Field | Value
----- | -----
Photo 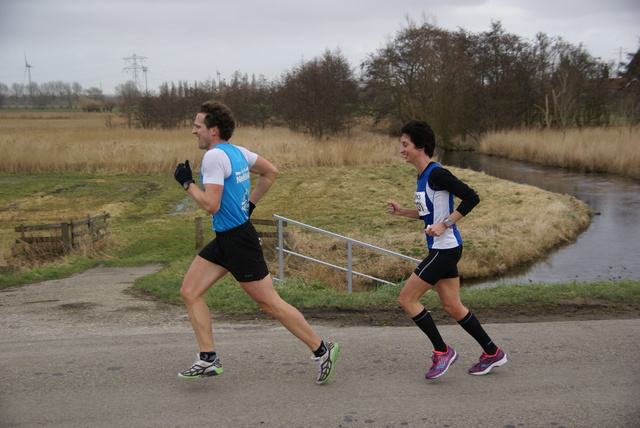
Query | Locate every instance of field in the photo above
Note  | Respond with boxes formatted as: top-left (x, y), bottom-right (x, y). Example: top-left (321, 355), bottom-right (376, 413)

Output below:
top-left (0, 111), bottom-right (595, 290)
top-left (2, 111), bottom-right (639, 320)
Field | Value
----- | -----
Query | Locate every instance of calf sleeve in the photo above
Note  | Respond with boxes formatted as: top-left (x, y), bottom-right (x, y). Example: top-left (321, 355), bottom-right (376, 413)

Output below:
top-left (412, 309), bottom-right (447, 352)
top-left (458, 312), bottom-right (498, 355)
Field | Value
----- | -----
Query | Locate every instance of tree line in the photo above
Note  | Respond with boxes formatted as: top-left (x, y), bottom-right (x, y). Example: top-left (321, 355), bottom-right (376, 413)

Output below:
top-left (2, 20), bottom-right (638, 143)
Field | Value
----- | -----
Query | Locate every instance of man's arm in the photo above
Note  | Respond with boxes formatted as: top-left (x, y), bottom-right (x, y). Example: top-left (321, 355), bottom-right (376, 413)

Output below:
top-left (248, 156), bottom-right (278, 205)
top-left (187, 182), bottom-right (223, 215)
top-left (174, 158), bottom-right (224, 215)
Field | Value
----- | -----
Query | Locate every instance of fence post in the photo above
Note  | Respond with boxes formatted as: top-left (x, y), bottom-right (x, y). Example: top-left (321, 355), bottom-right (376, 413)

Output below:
top-left (195, 217), bottom-right (203, 249)
top-left (70, 219), bottom-right (75, 248)
top-left (61, 222), bottom-right (70, 250)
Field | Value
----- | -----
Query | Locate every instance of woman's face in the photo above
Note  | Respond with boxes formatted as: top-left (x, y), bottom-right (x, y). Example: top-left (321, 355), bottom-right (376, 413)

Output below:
top-left (399, 133), bottom-right (424, 165)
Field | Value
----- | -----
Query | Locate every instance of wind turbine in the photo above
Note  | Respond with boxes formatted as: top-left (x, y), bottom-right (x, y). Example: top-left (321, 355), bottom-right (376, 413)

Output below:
top-left (24, 51), bottom-right (33, 103)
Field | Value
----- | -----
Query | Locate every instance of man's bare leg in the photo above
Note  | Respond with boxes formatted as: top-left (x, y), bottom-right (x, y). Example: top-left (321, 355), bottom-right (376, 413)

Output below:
top-left (180, 256), bottom-right (228, 351)
top-left (241, 276), bottom-right (322, 351)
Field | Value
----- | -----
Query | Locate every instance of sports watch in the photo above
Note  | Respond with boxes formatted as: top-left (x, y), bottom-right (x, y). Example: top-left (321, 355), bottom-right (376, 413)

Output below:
top-left (443, 217), bottom-right (455, 228)
top-left (183, 180), bottom-right (194, 190)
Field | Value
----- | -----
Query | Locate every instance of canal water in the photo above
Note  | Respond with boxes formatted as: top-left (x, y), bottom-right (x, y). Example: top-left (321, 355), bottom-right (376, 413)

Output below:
top-left (440, 151), bottom-right (640, 288)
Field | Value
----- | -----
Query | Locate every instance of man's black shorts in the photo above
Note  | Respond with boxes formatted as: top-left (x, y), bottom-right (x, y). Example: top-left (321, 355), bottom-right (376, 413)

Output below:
top-left (414, 245), bottom-right (463, 286)
top-left (198, 221), bottom-right (269, 282)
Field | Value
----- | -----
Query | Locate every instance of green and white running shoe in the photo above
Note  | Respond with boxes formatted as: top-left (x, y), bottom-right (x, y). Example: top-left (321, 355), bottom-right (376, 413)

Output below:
top-left (311, 341), bottom-right (339, 385)
top-left (178, 355), bottom-right (223, 379)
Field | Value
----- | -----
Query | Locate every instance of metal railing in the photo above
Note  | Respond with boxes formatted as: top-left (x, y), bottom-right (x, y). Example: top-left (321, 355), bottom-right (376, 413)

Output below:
top-left (272, 215), bottom-right (421, 293)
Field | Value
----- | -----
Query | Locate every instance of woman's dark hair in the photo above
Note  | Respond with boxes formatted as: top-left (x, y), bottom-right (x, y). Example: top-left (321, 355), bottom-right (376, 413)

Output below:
top-left (401, 120), bottom-right (435, 157)
top-left (198, 101), bottom-right (236, 141)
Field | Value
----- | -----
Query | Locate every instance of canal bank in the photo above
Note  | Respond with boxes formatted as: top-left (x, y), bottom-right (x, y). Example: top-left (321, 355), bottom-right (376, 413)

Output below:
top-left (441, 151), bottom-right (640, 288)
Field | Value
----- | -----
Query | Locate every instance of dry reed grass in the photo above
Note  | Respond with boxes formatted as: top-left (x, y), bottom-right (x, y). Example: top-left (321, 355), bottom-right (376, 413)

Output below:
top-left (0, 112), bottom-right (399, 173)
top-left (478, 127), bottom-right (640, 179)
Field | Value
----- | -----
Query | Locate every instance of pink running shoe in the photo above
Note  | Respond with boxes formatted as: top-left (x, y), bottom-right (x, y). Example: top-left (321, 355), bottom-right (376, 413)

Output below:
top-left (468, 348), bottom-right (508, 375)
top-left (425, 346), bottom-right (458, 379)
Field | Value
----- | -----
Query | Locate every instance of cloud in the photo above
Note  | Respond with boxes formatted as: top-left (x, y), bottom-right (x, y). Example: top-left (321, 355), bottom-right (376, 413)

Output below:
top-left (0, 0), bottom-right (637, 94)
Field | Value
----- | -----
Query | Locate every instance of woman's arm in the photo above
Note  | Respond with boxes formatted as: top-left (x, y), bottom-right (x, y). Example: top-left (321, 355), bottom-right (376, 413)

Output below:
top-left (386, 200), bottom-right (421, 219)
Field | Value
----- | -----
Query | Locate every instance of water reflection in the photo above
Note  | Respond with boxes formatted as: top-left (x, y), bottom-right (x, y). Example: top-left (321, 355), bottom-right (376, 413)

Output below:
top-left (440, 151), bottom-right (640, 288)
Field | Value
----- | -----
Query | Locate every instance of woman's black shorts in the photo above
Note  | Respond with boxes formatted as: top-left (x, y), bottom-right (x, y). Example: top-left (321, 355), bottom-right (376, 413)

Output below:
top-left (198, 221), bottom-right (269, 282)
top-left (414, 245), bottom-right (463, 285)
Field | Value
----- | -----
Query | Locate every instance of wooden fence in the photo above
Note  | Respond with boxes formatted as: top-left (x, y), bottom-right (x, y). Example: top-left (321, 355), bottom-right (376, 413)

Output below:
top-left (14, 213), bottom-right (110, 252)
top-left (194, 217), bottom-right (287, 249)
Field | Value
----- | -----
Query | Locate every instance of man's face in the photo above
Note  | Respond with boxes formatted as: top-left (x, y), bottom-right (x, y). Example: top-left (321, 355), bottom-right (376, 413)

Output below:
top-left (191, 112), bottom-right (215, 150)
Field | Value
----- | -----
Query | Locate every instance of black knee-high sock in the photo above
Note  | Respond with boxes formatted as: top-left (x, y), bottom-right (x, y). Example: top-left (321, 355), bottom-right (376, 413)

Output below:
top-left (458, 312), bottom-right (498, 355)
top-left (412, 309), bottom-right (447, 353)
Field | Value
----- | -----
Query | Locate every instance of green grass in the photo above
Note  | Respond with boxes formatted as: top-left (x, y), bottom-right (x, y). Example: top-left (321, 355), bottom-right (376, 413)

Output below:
top-left (1, 170), bottom-right (638, 318)
top-left (459, 280), bottom-right (640, 307)
top-left (132, 268), bottom-right (640, 315)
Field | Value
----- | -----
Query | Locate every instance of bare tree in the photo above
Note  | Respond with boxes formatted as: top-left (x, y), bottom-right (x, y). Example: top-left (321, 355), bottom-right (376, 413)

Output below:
top-left (10, 83), bottom-right (24, 106)
top-left (617, 46), bottom-right (640, 127)
top-left (549, 42), bottom-right (601, 129)
top-left (0, 82), bottom-right (8, 107)
top-left (84, 87), bottom-right (104, 102)
top-left (276, 48), bottom-right (359, 138)
top-left (115, 81), bottom-right (141, 127)
top-left (362, 20), bottom-right (476, 147)
top-left (472, 21), bottom-right (536, 130)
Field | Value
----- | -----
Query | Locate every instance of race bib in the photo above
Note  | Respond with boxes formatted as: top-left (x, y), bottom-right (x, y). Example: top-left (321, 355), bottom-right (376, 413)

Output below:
top-left (414, 192), bottom-right (430, 216)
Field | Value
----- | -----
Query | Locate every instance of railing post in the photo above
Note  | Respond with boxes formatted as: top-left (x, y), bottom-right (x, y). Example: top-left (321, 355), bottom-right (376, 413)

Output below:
top-left (277, 218), bottom-right (284, 281)
top-left (347, 241), bottom-right (353, 294)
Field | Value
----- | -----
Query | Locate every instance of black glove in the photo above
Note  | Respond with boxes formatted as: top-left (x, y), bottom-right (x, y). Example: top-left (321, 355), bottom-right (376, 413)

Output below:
top-left (248, 201), bottom-right (256, 217)
top-left (174, 160), bottom-right (193, 190)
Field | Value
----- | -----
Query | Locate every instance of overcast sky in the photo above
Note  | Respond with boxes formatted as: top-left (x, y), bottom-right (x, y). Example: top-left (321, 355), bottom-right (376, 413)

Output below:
top-left (1, 0), bottom-right (638, 95)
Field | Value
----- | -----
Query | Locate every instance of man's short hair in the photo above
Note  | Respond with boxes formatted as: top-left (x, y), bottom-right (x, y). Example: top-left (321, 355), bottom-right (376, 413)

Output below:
top-left (199, 101), bottom-right (236, 141)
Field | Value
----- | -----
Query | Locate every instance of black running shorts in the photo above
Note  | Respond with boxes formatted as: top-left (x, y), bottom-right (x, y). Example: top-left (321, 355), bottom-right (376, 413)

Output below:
top-left (414, 246), bottom-right (463, 286)
top-left (198, 221), bottom-right (270, 282)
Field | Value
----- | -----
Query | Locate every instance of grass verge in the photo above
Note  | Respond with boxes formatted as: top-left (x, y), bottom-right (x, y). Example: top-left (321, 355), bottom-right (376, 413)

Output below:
top-left (132, 273), bottom-right (640, 325)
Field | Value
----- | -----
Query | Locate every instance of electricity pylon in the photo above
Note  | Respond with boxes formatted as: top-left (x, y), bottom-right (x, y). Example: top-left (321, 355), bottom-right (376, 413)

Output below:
top-left (123, 54), bottom-right (148, 92)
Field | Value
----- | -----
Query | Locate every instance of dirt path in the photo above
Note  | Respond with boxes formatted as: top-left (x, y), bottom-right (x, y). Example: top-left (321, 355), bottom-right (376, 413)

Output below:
top-left (0, 264), bottom-right (188, 340)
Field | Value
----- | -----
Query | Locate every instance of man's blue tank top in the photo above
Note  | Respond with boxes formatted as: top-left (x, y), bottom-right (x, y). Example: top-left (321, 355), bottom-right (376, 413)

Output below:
top-left (204, 143), bottom-right (251, 232)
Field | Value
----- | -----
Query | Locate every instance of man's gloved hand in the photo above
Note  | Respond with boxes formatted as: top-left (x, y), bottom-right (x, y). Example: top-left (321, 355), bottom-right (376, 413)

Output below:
top-left (248, 201), bottom-right (256, 217)
top-left (174, 160), bottom-right (194, 190)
